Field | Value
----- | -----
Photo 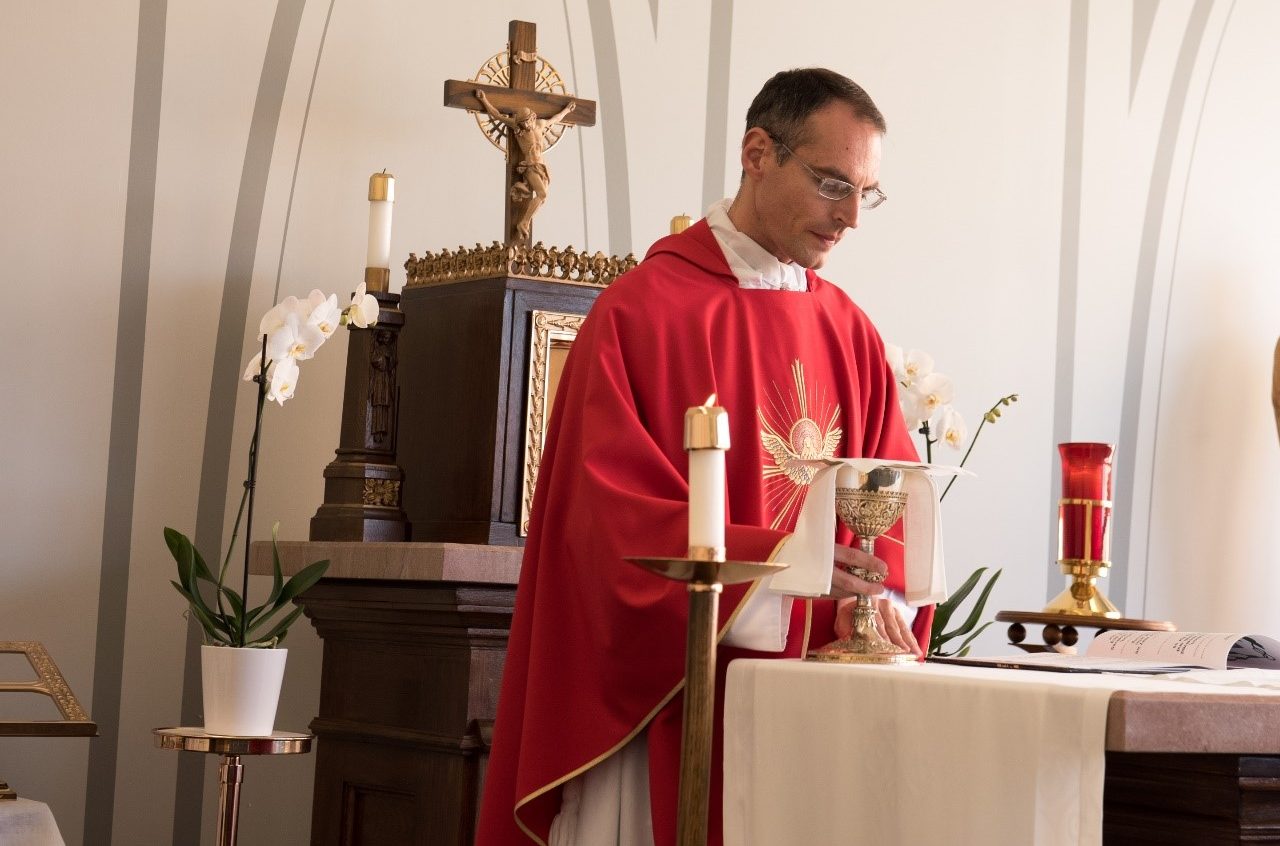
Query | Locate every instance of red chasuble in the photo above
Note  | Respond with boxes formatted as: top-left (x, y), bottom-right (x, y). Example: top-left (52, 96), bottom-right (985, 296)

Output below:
top-left (476, 220), bottom-right (929, 846)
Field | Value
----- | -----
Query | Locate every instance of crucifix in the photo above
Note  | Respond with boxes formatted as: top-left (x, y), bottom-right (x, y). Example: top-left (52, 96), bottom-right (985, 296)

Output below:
top-left (443, 20), bottom-right (597, 247)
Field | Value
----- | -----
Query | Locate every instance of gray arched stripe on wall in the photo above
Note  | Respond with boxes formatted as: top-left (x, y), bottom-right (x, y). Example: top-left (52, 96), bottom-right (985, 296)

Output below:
top-left (84, 0), bottom-right (168, 841)
top-left (587, 0), bottom-right (632, 255)
top-left (1111, 0), bottom-right (1213, 617)
top-left (170, 0), bottom-right (309, 840)
top-left (1130, 0), bottom-right (1160, 108)
top-left (273, 0), bottom-right (337, 303)
top-left (1133, 0), bottom-right (1234, 614)
top-left (1048, 0), bottom-right (1090, 595)
top-left (702, 0), bottom-right (734, 214)
top-left (560, 0), bottom-right (592, 250)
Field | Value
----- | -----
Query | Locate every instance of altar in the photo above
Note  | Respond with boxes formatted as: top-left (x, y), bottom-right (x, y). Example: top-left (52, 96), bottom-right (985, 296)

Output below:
top-left (724, 659), bottom-right (1280, 845)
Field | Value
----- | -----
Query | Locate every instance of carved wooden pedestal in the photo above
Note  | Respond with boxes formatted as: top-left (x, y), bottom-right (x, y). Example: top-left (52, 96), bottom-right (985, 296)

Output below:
top-left (310, 291), bottom-right (410, 542)
top-left (254, 542), bottom-right (520, 846)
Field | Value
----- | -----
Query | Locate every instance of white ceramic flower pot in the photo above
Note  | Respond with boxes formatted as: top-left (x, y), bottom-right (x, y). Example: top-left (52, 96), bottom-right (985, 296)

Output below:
top-left (201, 644), bottom-right (288, 736)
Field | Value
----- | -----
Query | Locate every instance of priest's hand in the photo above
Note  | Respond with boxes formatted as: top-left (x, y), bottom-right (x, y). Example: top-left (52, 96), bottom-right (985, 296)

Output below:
top-left (834, 597), bottom-right (923, 658)
top-left (827, 543), bottom-right (887, 598)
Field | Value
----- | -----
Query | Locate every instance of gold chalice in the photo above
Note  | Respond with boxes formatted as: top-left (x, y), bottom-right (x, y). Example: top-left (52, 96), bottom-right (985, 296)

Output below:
top-left (808, 468), bottom-right (916, 664)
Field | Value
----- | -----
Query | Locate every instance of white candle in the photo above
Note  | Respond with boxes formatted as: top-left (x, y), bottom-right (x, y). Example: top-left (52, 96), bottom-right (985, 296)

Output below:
top-left (688, 447), bottom-right (725, 550)
top-left (366, 170), bottom-right (395, 269)
top-left (684, 396), bottom-right (730, 555)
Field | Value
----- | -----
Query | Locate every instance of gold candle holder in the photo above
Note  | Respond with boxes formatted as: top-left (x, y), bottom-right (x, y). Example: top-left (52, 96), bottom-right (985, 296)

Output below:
top-left (365, 170), bottom-right (395, 293)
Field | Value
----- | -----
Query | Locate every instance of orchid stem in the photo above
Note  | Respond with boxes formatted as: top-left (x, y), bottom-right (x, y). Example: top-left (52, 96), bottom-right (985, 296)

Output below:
top-left (940, 393), bottom-right (1017, 501)
top-left (238, 334), bottom-right (269, 646)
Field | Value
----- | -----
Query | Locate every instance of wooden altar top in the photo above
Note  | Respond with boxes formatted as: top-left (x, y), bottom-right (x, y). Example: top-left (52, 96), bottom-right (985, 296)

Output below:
top-left (248, 541), bottom-right (522, 585)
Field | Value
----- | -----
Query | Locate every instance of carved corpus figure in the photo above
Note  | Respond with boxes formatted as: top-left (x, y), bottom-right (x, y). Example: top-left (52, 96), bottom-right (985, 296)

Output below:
top-left (475, 88), bottom-right (576, 242)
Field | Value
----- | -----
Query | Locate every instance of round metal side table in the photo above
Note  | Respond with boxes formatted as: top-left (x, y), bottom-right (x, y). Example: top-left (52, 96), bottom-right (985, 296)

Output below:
top-left (153, 727), bottom-right (313, 846)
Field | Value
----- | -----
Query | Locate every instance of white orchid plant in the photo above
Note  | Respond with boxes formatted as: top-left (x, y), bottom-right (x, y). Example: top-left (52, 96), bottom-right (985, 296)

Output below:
top-left (166, 285), bottom-right (380, 648)
top-left (886, 343), bottom-right (1018, 657)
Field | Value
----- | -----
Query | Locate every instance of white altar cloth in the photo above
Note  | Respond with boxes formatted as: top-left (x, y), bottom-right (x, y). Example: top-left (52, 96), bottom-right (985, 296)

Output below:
top-left (723, 660), bottom-right (1280, 846)
top-left (0, 798), bottom-right (66, 846)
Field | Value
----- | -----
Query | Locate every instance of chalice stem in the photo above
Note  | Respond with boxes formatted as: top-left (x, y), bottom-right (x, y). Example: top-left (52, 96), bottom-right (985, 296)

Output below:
top-left (852, 595), bottom-right (881, 642)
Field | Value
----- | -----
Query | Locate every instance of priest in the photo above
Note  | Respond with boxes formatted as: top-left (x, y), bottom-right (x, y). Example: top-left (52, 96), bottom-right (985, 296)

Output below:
top-left (477, 68), bottom-right (930, 846)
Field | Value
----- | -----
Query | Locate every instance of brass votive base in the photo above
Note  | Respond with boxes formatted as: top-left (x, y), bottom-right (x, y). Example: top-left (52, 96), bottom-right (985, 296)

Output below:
top-left (1043, 558), bottom-right (1121, 618)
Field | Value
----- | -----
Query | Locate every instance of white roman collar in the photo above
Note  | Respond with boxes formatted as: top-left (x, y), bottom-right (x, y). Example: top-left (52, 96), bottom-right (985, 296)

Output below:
top-left (705, 199), bottom-right (808, 292)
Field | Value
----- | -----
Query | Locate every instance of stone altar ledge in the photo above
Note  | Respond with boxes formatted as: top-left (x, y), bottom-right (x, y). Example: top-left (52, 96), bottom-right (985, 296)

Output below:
top-left (249, 540), bottom-right (522, 584)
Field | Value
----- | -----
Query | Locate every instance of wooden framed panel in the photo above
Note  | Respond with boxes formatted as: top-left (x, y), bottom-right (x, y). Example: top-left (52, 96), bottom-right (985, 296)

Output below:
top-left (520, 310), bottom-right (584, 535)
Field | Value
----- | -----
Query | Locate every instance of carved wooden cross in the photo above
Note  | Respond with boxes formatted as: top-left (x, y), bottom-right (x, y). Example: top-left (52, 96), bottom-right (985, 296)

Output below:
top-left (444, 20), bottom-right (597, 247)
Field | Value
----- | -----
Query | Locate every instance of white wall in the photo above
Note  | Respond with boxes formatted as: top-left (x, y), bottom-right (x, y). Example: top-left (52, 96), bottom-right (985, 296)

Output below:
top-left (2, 1), bottom-right (1278, 843)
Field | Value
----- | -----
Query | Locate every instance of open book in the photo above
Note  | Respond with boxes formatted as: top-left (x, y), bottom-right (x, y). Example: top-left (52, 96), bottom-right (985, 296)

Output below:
top-left (932, 630), bottom-right (1280, 675)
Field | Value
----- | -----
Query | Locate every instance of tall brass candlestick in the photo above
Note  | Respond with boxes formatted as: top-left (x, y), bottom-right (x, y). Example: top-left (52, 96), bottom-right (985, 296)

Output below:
top-left (628, 400), bottom-right (786, 846)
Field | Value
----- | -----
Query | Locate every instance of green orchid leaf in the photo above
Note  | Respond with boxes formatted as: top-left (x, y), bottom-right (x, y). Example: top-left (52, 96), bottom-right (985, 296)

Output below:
top-left (245, 561), bottom-right (328, 636)
top-left (173, 558), bottom-right (226, 634)
top-left (265, 528), bottom-right (286, 609)
top-left (939, 569), bottom-right (1002, 641)
top-left (244, 598), bottom-right (272, 627)
top-left (165, 528), bottom-right (217, 585)
top-left (220, 587), bottom-right (246, 619)
top-left (952, 621), bottom-right (996, 656)
top-left (931, 567), bottom-right (986, 637)
top-left (928, 567), bottom-right (1002, 658)
top-left (273, 559), bottom-right (330, 609)
top-left (172, 582), bottom-right (232, 644)
top-left (165, 528), bottom-right (197, 592)
top-left (250, 605), bottom-right (306, 647)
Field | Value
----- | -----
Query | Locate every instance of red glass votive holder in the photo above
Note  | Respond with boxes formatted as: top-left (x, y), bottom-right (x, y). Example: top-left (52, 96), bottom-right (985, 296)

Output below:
top-left (1058, 442), bottom-right (1114, 562)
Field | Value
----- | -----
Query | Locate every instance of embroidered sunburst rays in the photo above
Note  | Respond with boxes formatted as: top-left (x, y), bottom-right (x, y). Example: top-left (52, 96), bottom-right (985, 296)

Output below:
top-left (759, 360), bottom-right (843, 530)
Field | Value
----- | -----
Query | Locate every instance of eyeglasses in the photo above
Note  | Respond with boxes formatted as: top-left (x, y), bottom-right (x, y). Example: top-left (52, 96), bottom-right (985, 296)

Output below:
top-left (770, 136), bottom-right (887, 209)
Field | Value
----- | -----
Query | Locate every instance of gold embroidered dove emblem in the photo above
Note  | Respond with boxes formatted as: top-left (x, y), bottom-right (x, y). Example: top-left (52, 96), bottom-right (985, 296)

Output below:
top-left (759, 360), bottom-right (842, 530)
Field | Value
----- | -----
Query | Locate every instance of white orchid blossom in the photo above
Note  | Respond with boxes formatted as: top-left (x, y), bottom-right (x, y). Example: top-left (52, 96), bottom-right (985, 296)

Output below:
top-left (265, 356), bottom-right (299, 406)
top-left (243, 353), bottom-right (264, 382)
top-left (259, 295), bottom-right (302, 337)
top-left (886, 344), bottom-right (906, 382)
top-left (266, 311), bottom-right (326, 362)
top-left (346, 283), bottom-right (380, 328)
top-left (901, 349), bottom-right (934, 387)
top-left (900, 372), bottom-right (954, 430)
top-left (241, 290), bottom-right (378, 407)
top-left (938, 405), bottom-right (968, 449)
top-left (886, 344), bottom-right (936, 392)
top-left (885, 342), bottom-right (1018, 513)
top-left (306, 290), bottom-right (343, 338)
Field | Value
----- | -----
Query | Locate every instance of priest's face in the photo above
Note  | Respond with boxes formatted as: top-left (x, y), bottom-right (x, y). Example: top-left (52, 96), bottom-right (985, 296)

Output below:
top-left (735, 102), bottom-right (883, 269)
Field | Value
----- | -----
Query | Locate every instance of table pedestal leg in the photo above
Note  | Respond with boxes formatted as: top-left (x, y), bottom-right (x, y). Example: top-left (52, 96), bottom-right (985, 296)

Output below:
top-left (216, 754), bottom-right (244, 846)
